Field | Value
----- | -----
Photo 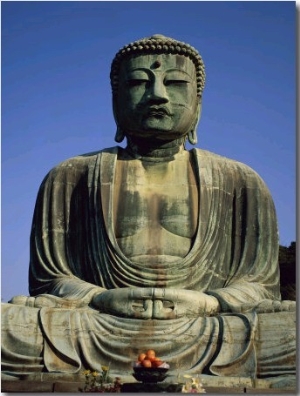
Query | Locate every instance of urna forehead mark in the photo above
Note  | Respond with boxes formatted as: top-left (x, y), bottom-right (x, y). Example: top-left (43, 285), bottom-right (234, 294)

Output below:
top-left (151, 60), bottom-right (161, 69)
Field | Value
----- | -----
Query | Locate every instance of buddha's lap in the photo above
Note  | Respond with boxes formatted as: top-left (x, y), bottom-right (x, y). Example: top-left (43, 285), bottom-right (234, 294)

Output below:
top-left (1, 302), bottom-right (295, 377)
top-left (2, 302), bottom-right (295, 349)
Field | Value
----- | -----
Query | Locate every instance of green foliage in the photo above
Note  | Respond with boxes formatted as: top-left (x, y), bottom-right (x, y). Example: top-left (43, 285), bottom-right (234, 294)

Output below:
top-left (279, 242), bottom-right (296, 300)
top-left (279, 242), bottom-right (295, 266)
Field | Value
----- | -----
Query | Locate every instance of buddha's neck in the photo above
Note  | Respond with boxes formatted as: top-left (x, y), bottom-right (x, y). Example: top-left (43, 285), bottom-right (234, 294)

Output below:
top-left (125, 136), bottom-right (186, 162)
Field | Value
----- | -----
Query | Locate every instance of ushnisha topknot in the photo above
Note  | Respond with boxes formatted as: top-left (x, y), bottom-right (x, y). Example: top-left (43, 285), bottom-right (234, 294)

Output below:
top-left (110, 34), bottom-right (206, 98)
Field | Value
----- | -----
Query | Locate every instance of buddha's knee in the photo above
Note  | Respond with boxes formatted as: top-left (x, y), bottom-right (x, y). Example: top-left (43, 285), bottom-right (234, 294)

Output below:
top-left (255, 311), bottom-right (296, 377)
top-left (1, 303), bottom-right (44, 373)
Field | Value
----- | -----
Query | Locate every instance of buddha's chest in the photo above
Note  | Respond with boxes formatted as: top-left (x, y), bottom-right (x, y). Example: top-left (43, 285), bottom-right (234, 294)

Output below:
top-left (113, 157), bottom-right (199, 239)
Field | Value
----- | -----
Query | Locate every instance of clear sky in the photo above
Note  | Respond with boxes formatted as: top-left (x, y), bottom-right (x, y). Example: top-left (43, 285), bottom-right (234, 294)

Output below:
top-left (1, 1), bottom-right (296, 302)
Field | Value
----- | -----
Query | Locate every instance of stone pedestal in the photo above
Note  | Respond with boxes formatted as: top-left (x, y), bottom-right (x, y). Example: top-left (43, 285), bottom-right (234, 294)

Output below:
top-left (121, 382), bottom-right (183, 393)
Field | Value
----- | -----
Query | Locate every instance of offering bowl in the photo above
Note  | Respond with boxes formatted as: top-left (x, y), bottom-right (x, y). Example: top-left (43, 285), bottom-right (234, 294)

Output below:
top-left (132, 366), bottom-right (169, 383)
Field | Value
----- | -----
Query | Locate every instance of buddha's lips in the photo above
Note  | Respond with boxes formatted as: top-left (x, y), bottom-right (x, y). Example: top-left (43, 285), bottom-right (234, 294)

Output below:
top-left (146, 107), bottom-right (171, 117)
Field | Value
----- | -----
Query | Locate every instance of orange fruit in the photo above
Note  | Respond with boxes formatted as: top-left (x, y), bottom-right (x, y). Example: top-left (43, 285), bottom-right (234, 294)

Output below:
top-left (141, 358), bottom-right (152, 368)
top-left (138, 353), bottom-right (146, 362)
top-left (152, 357), bottom-right (163, 367)
top-left (146, 349), bottom-right (156, 360)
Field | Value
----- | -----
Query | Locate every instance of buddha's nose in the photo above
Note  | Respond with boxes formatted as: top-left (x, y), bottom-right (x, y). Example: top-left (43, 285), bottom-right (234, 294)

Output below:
top-left (148, 79), bottom-right (168, 103)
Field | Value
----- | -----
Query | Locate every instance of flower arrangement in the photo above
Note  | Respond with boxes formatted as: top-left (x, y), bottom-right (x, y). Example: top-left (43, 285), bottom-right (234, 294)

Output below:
top-left (181, 375), bottom-right (206, 393)
top-left (81, 365), bottom-right (122, 393)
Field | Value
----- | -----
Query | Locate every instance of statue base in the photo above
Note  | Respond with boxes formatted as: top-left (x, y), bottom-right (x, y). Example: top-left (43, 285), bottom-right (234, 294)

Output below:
top-left (1, 372), bottom-right (296, 393)
top-left (121, 382), bottom-right (183, 393)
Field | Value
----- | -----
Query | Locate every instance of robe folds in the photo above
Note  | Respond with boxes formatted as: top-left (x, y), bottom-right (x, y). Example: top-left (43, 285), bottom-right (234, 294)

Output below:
top-left (2, 147), bottom-right (295, 378)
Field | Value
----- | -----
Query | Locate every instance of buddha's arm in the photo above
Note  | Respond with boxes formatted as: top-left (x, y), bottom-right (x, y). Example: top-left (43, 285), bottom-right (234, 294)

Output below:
top-left (205, 167), bottom-right (282, 312)
top-left (47, 277), bottom-right (106, 303)
top-left (28, 156), bottom-right (107, 304)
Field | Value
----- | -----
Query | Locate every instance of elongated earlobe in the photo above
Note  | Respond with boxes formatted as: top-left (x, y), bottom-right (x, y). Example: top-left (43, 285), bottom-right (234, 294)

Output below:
top-left (187, 102), bottom-right (201, 145)
top-left (114, 126), bottom-right (125, 143)
top-left (188, 128), bottom-right (197, 145)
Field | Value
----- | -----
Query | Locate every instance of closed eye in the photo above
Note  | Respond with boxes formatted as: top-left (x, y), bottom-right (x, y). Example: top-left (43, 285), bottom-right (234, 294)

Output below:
top-left (164, 80), bottom-right (189, 86)
top-left (127, 79), bottom-right (150, 88)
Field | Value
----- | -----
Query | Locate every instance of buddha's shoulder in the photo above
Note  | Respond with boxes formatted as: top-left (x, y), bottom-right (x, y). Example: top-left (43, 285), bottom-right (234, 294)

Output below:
top-left (193, 148), bottom-right (256, 171)
top-left (43, 147), bottom-right (119, 182)
top-left (192, 148), bottom-right (267, 186)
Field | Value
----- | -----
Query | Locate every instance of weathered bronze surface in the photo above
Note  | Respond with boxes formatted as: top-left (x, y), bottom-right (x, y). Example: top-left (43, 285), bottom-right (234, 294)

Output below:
top-left (1, 34), bottom-right (296, 386)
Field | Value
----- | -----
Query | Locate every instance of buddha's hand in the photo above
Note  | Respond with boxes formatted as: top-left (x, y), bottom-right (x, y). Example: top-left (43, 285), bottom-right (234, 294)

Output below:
top-left (150, 289), bottom-right (220, 319)
top-left (91, 288), bottom-right (155, 319)
top-left (91, 288), bottom-right (220, 319)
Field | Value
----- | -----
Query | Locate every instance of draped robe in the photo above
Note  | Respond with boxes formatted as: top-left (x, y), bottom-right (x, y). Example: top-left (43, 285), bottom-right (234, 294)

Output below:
top-left (2, 147), bottom-right (295, 378)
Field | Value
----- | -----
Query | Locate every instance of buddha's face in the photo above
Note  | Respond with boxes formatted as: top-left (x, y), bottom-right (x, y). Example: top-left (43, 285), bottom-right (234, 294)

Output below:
top-left (114, 53), bottom-right (199, 141)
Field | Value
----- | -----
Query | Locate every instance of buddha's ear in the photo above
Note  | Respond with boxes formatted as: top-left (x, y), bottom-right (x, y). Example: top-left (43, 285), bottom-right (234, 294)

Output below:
top-left (112, 95), bottom-right (125, 143)
top-left (188, 98), bottom-right (202, 145)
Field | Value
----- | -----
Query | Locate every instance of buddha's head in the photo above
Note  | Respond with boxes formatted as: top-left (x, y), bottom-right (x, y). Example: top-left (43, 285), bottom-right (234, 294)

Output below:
top-left (110, 34), bottom-right (206, 145)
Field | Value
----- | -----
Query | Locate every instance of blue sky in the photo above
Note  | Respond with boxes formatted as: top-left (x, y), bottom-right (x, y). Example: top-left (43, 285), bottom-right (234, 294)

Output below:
top-left (1, 1), bottom-right (296, 301)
